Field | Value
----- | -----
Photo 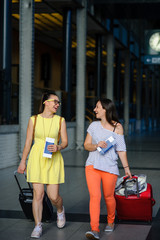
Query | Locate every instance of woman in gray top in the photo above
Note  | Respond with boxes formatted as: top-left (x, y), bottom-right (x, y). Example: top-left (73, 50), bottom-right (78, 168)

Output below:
top-left (84, 98), bottom-right (132, 240)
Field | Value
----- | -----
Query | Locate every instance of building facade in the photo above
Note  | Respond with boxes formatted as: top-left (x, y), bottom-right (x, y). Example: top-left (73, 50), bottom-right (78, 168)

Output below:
top-left (0, 0), bottom-right (160, 169)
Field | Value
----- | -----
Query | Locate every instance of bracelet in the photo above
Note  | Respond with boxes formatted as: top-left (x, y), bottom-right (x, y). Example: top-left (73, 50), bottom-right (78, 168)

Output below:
top-left (124, 166), bottom-right (129, 168)
top-left (58, 145), bottom-right (62, 151)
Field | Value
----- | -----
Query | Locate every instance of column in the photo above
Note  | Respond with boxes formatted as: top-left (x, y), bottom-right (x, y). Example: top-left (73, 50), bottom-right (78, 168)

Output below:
top-left (124, 50), bottom-right (130, 136)
top-left (19, 0), bottom-right (34, 153)
top-left (136, 60), bottom-right (142, 132)
top-left (62, 9), bottom-right (72, 121)
top-left (157, 77), bottom-right (160, 127)
top-left (0, 0), bottom-right (12, 124)
top-left (106, 34), bottom-right (114, 100)
top-left (144, 68), bottom-right (149, 129)
top-left (76, 2), bottom-right (87, 149)
top-left (115, 49), bottom-right (121, 111)
top-left (151, 70), bottom-right (155, 129)
top-left (96, 35), bottom-right (102, 98)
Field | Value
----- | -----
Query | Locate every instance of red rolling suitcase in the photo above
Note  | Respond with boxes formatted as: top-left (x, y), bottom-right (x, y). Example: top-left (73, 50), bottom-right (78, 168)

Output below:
top-left (115, 176), bottom-right (155, 222)
top-left (14, 171), bottom-right (54, 222)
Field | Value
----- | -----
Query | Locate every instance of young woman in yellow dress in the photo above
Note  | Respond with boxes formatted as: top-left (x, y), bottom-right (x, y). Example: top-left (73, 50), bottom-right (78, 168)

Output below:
top-left (17, 91), bottom-right (68, 238)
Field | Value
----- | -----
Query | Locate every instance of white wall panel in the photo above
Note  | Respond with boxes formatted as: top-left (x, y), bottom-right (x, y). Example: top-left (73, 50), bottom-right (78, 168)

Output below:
top-left (0, 133), bottom-right (19, 169)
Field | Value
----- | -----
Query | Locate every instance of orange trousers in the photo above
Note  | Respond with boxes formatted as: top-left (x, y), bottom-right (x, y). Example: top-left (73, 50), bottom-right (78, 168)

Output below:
top-left (85, 165), bottom-right (118, 232)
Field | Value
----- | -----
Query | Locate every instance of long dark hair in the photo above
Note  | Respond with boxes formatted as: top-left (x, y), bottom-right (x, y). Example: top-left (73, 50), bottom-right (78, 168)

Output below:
top-left (39, 91), bottom-right (58, 113)
top-left (97, 98), bottom-right (120, 126)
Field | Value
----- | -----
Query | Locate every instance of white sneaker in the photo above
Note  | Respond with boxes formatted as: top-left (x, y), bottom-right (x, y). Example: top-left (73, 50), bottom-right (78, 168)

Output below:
top-left (57, 206), bottom-right (66, 228)
top-left (31, 223), bottom-right (42, 238)
top-left (104, 224), bottom-right (114, 232)
top-left (85, 231), bottom-right (100, 239)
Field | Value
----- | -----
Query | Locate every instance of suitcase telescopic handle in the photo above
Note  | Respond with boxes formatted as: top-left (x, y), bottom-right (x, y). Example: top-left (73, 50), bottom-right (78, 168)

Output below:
top-left (124, 175), bottom-right (140, 198)
top-left (14, 170), bottom-right (33, 197)
top-left (123, 175), bottom-right (138, 181)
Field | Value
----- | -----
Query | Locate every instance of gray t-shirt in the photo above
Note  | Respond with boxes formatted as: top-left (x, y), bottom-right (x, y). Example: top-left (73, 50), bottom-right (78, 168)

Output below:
top-left (85, 121), bottom-right (126, 175)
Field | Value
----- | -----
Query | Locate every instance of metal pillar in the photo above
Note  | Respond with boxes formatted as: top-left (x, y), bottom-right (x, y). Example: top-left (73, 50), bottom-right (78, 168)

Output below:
top-left (115, 49), bottom-right (121, 110)
top-left (106, 34), bottom-right (114, 100)
top-left (96, 35), bottom-right (102, 98)
top-left (151, 70), bottom-right (155, 129)
top-left (136, 60), bottom-right (142, 132)
top-left (145, 68), bottom-right (149, 130)
top-left (62, 9), bottom-right (72, 121)
top-left (19, 0), bottom-right (34, 153)
top-left (0, 0), bottom-right (12, 124)
top-left (124, 50), bottom-right (130, 136)
top-left (76, 3), bottom-right (87, 150)
top-left (157, 76), bottom-right (160, 127)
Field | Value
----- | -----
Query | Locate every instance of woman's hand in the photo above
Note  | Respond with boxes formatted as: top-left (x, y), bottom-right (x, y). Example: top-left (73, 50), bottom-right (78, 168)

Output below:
top-left (124, 167), bottom-right (132, 179)
top-left (47, 144), bottom-right (59, 153)
top-left (17, 118), bottom-right (34, 174)
top-left (97, 141), bottom-right (107, 148)
top-left (17, 161), bottom-right (26, 174)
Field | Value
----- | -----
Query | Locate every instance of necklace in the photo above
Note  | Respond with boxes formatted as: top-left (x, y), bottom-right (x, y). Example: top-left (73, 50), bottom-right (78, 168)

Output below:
top-left (42, 115), bottom-right (54, 139)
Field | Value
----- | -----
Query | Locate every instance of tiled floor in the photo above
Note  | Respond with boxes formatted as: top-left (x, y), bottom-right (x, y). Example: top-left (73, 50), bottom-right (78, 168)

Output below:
top-left (0, 129), bottom-right (160, 239)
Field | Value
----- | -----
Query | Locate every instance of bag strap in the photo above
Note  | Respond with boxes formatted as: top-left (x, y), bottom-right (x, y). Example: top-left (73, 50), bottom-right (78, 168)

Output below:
top-left (124, 175), bottom-right (140, 198)
top-left (113, 122), bottom-right (118, 132)
top-left (33, 115), bottom-right (37, 140)
top-left (57, 117), bottom-right (62, 145)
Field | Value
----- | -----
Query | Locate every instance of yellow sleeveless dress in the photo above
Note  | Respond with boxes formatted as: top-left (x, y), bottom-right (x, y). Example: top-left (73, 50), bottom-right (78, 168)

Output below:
top-left (27, 114), bottom-right (65, 184)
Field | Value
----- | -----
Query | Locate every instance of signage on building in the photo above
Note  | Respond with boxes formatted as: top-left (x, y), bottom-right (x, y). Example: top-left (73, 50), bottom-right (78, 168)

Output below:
top-left (144, 55), bottom-right (160, 65)
top-left (144, 30), bottom-right (160, 64)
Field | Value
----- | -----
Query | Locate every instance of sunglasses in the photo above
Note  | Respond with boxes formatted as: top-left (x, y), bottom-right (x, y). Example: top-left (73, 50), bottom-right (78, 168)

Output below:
top-left (43, 99), bottom-right (61, 105)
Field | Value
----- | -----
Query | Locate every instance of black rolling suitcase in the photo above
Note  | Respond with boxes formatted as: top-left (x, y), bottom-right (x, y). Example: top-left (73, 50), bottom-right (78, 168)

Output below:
top-left (14, 171), bottom-right (54, 222)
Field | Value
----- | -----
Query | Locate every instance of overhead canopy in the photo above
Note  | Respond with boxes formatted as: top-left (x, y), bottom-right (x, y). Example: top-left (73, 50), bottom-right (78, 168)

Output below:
top-left (92, 0), bottom-right (160, 19)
